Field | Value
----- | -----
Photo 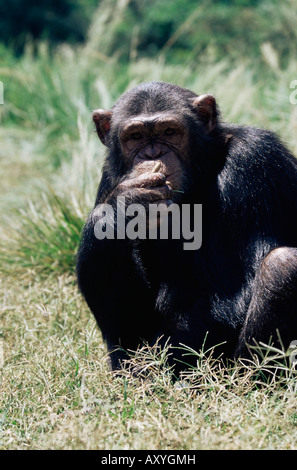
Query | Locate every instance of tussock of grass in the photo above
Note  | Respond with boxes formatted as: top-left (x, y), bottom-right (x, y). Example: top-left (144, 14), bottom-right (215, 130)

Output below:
top-left (0, 192), bottom-right (84, 278)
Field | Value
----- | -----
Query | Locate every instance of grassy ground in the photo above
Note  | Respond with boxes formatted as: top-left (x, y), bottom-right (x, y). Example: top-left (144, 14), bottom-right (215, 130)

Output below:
top-left (1, 5), bottom-right (297, 450)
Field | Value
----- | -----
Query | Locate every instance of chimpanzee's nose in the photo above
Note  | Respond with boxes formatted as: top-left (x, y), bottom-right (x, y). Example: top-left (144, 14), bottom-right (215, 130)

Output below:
top-left (143, 144), bottom-right (163, 159)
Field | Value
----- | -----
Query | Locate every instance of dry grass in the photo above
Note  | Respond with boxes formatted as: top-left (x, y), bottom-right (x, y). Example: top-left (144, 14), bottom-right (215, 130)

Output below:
top-left (1, 272), bottom-right (297, 450)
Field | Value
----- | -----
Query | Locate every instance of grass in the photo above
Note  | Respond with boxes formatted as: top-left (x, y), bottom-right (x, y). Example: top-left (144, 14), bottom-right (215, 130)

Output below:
top-left (1, 2), bottom-right (297, 450)
top-left (0, 193), bottom-right (83, 278)
top-left (1, 280), bottom-right (297, 450)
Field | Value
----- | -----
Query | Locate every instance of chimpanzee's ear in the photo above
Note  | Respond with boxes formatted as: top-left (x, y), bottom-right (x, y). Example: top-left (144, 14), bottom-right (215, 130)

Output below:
top-left (192, 94), bottom-right (217, 132)
top-left (92, 109), bottom-right (113, 145)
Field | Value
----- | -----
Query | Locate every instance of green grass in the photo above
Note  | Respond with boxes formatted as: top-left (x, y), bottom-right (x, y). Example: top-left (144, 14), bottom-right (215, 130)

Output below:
top-left (1, 1), bottom-right (297, 450)
top-left (0, 193), bottom-right (83, 278)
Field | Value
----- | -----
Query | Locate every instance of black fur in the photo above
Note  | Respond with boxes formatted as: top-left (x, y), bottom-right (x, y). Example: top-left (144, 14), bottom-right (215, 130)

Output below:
top-left (77, 82), bottom-right (297, 372)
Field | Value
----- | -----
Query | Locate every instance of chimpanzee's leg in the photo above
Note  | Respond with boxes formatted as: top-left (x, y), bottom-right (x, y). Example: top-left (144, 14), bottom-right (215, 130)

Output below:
top-left (235, 247), bottom-right (297, 358)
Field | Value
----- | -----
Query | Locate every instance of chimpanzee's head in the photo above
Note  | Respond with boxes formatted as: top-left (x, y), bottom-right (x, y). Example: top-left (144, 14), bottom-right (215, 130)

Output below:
top-left (92, 81), bottom-right (224, 195)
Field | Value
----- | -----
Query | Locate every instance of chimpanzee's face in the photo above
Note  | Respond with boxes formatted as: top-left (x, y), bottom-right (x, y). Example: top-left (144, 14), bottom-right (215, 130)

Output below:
top-left (92, 82), bottom-right (218, 194)
top-left (117, 112), bottom-right (188, 191)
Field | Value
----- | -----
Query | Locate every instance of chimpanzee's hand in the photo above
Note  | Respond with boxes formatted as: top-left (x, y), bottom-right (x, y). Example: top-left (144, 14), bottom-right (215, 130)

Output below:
top-left (106, 170), bottom-right (173, 207)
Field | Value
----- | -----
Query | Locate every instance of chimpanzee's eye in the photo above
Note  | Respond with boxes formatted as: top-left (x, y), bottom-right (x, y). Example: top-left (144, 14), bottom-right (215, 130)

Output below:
top-left (130, 132), bottom-right (143, 140)
top-left (164, 128), bottom-right (175, 136)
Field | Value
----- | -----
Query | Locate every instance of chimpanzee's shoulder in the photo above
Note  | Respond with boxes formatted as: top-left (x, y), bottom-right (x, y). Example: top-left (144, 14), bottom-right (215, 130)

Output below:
top-left (221, 122), bottom-right (280, 143)
top-left (220, 122), bottom-right (297, 168)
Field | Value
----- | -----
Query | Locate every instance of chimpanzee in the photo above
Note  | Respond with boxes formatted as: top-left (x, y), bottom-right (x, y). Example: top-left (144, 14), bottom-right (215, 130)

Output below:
top-left (76, 81), bottom-right (297, 373)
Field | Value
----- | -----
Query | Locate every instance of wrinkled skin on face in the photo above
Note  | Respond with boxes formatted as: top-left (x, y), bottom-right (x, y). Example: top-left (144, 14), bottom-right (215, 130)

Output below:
top-left (92, 93), bottom-right (217, 207)
top-left (118, 113), bottom-right (188, 205)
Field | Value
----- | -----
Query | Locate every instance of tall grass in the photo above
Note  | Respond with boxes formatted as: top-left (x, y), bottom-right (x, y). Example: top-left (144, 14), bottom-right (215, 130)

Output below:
top-left (1, 43), bottom-right (296, 277)
top-left (0, 193), bottom-right (84, 278)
